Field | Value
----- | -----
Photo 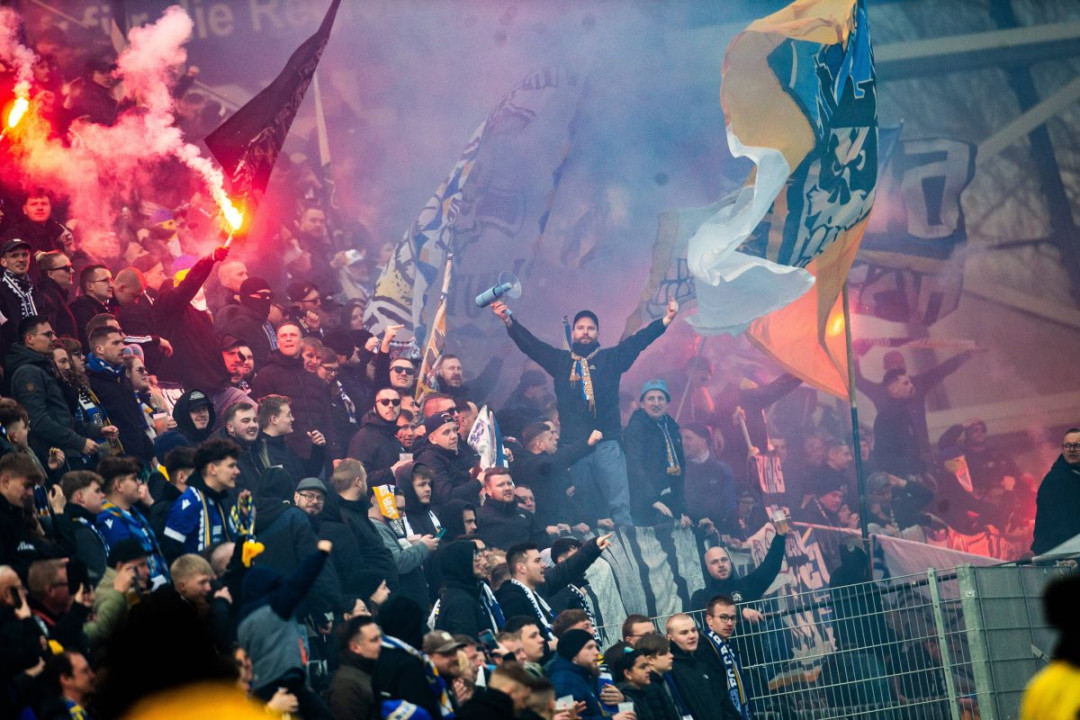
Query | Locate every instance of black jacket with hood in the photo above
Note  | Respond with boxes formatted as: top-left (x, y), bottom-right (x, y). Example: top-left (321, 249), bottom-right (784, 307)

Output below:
top-left (347, 409), bottom-right (403, 486)
top-left (373, 594), bottom-right (443, 720)
top-left (251, 350), bottom-right (333, 461)
top-left (6, 342), bottom-right (88, 458)
top-left (689, 531), bottom-right (786, 611)
top-left (416, 442), bottom-right (479, 510)
top-left (214, 302), bottom-right (275, 368)
top-left (153, 388), bottom-right (217, 458)
top-left (435, 539), bottom-right (494, 639)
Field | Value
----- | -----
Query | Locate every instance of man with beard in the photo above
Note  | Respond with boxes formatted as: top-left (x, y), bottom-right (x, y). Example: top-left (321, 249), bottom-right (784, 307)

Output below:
top-left (35, 251), bottom-right (77, 340)
top-left (688, 518), bottom-right (787, 618)
top-left (329, 459), bottom-right (398, 592)
top-left (492, 297), bottom-right (679, 527)
top-left (477, 467), bottom-right (546, 550)
top-left (7, 317), bottom-right (99, 463)
top-left (548, 629), bottom-right (632, 720)
top-left (624, 379), bottom-right (688, 527)
top-left (416, 412), bottom-right (479, 509)
top-left (348, 388), bottom-right (406, 485)
top-left (85, 326), bottom-right (156, 465)
top-left (292, 477), bottom-right (369, 615)
top-left (434, 354), bottom-right (501, 406)
top-left (252, 320), bottom-right (333, 461)
top-left (496, 538), bottom-right (609, 643)
top-left (328, 615), bottom-right (382, 720)
top-left (0, 239), bottom-right (47, 352)
top-left (1032, 428), bottom-right (1080, 555)
top-left (215, 277), bottom-right (277, 367)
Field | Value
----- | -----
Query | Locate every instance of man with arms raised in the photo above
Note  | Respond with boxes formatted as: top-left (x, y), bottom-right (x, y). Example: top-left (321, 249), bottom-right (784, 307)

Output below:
top-left (493, 296), bottom-right (679, 527)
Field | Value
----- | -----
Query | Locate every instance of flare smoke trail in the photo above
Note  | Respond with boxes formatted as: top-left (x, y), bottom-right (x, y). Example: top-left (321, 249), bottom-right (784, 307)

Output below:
top-left (0, 8), bottom-right (35, 95)
top-left (6, 5), bottom-right (233, 239)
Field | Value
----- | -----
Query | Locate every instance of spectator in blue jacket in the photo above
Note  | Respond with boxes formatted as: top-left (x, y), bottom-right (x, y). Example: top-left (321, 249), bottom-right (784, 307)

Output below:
top-left (95, 456), bottom-right (168, 589)
top-left (548, 629), bottom-right (633, 720)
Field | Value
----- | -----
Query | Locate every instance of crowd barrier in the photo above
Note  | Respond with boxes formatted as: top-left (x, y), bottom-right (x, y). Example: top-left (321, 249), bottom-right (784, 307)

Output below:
top-left (594, 563), bottom-right (1073, 720)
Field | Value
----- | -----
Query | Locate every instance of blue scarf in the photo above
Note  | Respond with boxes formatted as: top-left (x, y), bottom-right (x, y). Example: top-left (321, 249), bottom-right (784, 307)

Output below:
top-left (87, 353), bottom-right (123, 379)
top-left (704, 627), bottom-right (751, 720)
top-left (382, 635), bottom-right (455, 718)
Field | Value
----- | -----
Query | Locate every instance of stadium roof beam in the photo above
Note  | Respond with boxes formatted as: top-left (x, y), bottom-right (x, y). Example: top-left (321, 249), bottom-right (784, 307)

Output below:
top-left (875, 21), bottom-right (1080, 81)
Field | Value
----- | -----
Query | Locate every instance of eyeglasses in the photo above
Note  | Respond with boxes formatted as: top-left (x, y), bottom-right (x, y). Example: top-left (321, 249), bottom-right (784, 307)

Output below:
top-left (378, 398), bottom-right (402, 407)
top-left (1063, 443), bottom-right (1080, 451)
top-left (712, 614), bottom-right (737, 623)
top-left (297, 491), bottom-right (325, 502)
top-left (320, 365), bottom-right (339, 374)
top-left (34, 330), bottom-right (57, 339)
top-left (48, 265), bottom-right (74, 273)
top-left (391, 366), bottom-right (414, 375)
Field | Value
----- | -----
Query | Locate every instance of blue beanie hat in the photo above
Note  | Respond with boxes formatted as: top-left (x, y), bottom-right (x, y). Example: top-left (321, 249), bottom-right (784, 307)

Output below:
top-left (640, 378), bottom-right (671, 402)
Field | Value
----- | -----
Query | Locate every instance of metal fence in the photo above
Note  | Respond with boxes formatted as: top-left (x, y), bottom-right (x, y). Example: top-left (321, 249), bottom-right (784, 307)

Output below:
top-left (597, 563), bottom-right (1074, 720)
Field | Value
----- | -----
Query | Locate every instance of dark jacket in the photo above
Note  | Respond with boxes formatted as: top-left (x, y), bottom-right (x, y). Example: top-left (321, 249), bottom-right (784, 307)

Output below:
top-left (1032, 455), bottom-right (1080, 555)
top-left (435, 540), bottom-right (494, 638)
top-left (400, 467), bottom-right (441, 537)
top-left (0, 494), bottom-right (58, 576)
top-left (497, 537), bottom-right (603, 635)
top-left (683, 454), bottom-right (739, 527)
top-left (214, 302), bottom-right (275, 368)
top-left (619, 679), bottom-right (682, 720)
top-left (250, 499), bottom-right (346, 617)
top-left (310, 508), bottom-right (370, 604)
top-left (328, 653), bottom-right (378, 720)
top-left (512, 440), bottom-right (594, 528)
top-left (416, 443), bottom-right (479, 510)
top-left (0, 272), bottom-right (47, 353)
top-left (689, 532), bottom-right (787, 610)
top-left (245, 432), bottom-right (325, 495)
top-left (476, 497), bottom-right (545, 551)
top-left (37, 275), bottom-right (77, 340)
top-left (154, 388), bottom-right (218, 458)
top-left (251, 351), bottom-right (333, 460)
top-left (69, 294), bottom-right (112, 348)
top-left (457, 686), bottom-right (517, 720)
top-left (548, 656), bottom-right (603, 720)
top-left (506, 316), bottom-right (667, 443)
top-left (624, 409), bottom-right (686, 525)
top-left (6, 343), bottom-right (88, 457)
top-left (55, 504), bottom-right (108, 585)
top-left (334, 495), bottom-right (398, 590)
top-left (86, 356), bottom-right (155, 463)
top-left (153, 254), bottom-right (230, 392)
top-left (115, 293), bottom-right (168, 373)
top-left (668, 643), bottom-right (729, 720)
top-left (374, 595), bottom-right (443, 720)
top-left (347, 410), bottom-right (403, 486)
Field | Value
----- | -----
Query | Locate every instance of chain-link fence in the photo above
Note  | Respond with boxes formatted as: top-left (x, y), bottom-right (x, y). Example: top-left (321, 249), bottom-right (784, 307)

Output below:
top-left (597, 563), bottom-right (1074, 720)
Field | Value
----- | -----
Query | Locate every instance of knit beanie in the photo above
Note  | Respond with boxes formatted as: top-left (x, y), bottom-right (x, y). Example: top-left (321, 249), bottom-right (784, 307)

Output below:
top-left (557, 628), bottom-right (595, 661)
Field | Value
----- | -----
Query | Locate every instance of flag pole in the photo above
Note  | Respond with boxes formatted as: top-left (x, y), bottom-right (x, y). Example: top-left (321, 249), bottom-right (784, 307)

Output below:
top-left (842, 281), bottom-right (871, 542)
top-left (416, 252), bottom-right (453, 401)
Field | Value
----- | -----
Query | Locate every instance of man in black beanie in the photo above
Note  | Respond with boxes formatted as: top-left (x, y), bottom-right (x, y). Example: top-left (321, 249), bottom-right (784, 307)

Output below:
top-left (215, 277), bottom-right (278, 367)
top-left (492, 297), bottom-right (680, 528)
top-left (548, 628), bottom-right (631, 720)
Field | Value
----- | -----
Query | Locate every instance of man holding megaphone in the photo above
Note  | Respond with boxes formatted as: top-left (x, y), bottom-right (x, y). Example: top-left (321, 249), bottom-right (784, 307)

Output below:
top-left (492, 296), bottom-right (679, 528)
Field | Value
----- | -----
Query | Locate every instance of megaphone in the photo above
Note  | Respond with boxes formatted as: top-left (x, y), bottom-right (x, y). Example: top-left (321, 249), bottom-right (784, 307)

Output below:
top-left (474, 272), bottom-right (522, 308)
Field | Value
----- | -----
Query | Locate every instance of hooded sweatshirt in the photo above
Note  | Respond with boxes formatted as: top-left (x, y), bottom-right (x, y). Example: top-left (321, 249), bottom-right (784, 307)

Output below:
top-left (153, 389), bottom-right (217, 458)
top-left (689, 533), bottom-right (786, 611)
top-left (347, 409), bottom-right (403, 486)
top-left (435, 540), bottom-right (497, 638)
top-left (238, 548), bottom-right (329, 691)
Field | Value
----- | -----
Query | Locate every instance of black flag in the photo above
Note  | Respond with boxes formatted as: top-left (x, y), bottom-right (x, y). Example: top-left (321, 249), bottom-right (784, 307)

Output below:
top-left (205, 0), bottom-right (341, 205)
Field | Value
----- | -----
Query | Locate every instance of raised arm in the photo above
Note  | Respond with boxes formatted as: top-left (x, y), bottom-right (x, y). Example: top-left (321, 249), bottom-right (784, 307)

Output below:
top-left (494, 301), bottom-right (564, 377)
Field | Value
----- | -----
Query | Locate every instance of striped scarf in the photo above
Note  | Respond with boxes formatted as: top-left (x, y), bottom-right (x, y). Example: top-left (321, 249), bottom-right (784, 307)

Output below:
top-left (381, 635), bottom-right (455, 718)
top-left (428, 581), bottom-right (504, 635)
top-left (569, 349), bottom-right (600, 414)
top-left (704, 627), bottom-right (751, 720)
top-left (2, 270), bottom-right (37, 319)
top-left (657, 417), bottom-right (682, 476)
top-left (566, 583), bottom-right (599, 640)
top-left (509, 579), bottom-right (554, 638)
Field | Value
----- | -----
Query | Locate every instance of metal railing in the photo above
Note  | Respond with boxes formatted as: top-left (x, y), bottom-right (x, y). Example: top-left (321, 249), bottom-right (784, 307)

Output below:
top-left (597, 563), bottom-right (1074, 720)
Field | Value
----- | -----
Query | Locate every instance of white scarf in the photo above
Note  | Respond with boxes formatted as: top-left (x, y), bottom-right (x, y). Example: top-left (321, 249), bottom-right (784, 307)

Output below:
top-left (2, 271), bottom-right (37, 319)
top-left (509, 578), bottom-right (554, 636)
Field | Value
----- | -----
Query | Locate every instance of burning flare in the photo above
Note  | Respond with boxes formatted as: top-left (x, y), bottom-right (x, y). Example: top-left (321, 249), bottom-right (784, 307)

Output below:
top-left (7, 96), bottom-right (28, 129)
top-left (219, 195), bottom-right (244, 231)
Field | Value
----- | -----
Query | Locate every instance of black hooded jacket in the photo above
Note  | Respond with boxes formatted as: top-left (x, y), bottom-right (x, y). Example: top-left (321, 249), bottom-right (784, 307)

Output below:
top-left (416, 443), bottom-right (479, 510)
top-left (435, 540), bottom-right (493, 638)
top-left (689, 532), bottom-right (787, 610)
top-left (347, 410), bottom-right (403, 486)
top-left (333, 494), bottom-right (399, 590)
top-left (153, 389), bottom-right (217, 458)
top-left (214, 302), bottom-right (275, 368)
top-left (251, 351), bottom-right (333, 461)
top-left (399, 464), bottom-right (441, 537)
top-left (1032, 455), bottom-right (1080, 555)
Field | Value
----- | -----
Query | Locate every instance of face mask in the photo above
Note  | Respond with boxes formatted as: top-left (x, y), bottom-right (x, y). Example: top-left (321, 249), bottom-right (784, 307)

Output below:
top-left (242, 296), bottom-right (271, 319)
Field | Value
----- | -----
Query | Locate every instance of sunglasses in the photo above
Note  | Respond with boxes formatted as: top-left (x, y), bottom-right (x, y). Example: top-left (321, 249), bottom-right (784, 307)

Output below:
top-left (378, 398), bottom-right (402, 407)
top-left (391, 366), bottom-right (414, 375)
